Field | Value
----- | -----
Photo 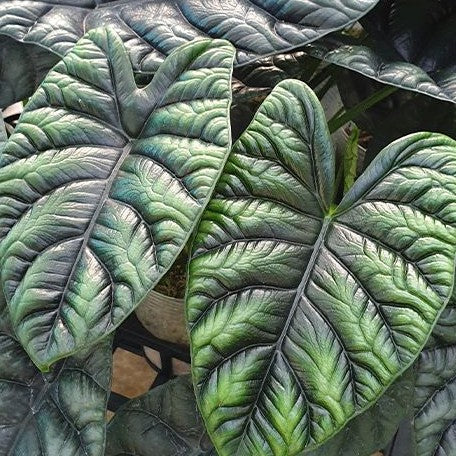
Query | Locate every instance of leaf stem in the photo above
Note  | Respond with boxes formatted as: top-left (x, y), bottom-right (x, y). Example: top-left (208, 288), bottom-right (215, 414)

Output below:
top-left (328, 85), bottom-right (398, 133)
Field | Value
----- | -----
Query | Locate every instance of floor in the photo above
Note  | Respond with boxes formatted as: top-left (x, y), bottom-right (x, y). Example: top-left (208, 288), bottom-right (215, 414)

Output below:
top-left (108, 346), bottom-right (191, 419)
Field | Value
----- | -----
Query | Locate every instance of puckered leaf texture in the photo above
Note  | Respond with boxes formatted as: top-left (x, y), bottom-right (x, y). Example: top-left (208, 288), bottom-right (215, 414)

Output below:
top-left (0, 28), bottom-right (235, 370)
top-left (304, 0), bottom-right (456, 103)
top-left (414, 345), bottom-right (456, 456)
top-left (0, 0), bottom-right (380, 72)
top-left (187, 80), bottom-right (456, 455)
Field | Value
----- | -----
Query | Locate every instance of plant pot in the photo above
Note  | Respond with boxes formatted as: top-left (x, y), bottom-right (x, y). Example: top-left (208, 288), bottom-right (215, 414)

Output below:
top-left (136, 290), bottom-right (189, 346)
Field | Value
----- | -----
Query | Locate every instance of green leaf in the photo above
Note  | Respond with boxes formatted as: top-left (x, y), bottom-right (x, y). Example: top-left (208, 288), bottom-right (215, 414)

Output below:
top-left (106, 376), bottom-right (215, 456)
top-left (304, 1), bottom-right (456, 104)
top-left (0, 290), bottom-right (112, 456)
top-left (0, 29), bottom-right (235, 370)
top-left (234, 52), bottom-right (320, 88)
top-left (309, 367), bottom-right (415, 456)
top-left (106, 371), bottom-right (414, 456)
top-left (0, 0), bottom-right (380, 73)
top-left (343, 126), bottom-right (360, 194)
top-left (413, 345), bottom-right (456, 456)
top-left (186, 80), bottom-right (456, 455)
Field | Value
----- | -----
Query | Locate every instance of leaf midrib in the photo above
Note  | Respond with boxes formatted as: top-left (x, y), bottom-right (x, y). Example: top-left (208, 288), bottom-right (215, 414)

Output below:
top-left (41, 143), bottom-right (132, 365)
top-left (233, 216), bottom-right (332, 455)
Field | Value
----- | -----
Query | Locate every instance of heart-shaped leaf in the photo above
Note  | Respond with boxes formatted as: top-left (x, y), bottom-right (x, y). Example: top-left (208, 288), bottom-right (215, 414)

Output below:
top-left (186, 80), bottom-right (456, 455)
top-left (106, 376), bottom-right (215, 456)
top-left (0, 291), bottom-right (112, 456)
top-left (413, 345), bottom-right (456, 456)
top-left (0, 28), bottom-right (235, 370)
top-left (304, 0), bottom-right (456, 104)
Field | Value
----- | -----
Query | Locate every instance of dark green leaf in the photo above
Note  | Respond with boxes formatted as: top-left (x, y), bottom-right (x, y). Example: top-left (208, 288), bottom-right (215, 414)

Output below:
top-left (234, 52), bottom-right (319, 88)
top-left (304, 1), bottom-right (456, 103)
top-left (187, 80), bottom-right (456, 455)
top-left (0, 35), bottom-right (59, 108)
top-left (106, 376), bottom-right (215, 456)
top-left (0, 289), bottom-right (112, 456)
top-left (0, 29), bottom-right (235, 370)
top-left (0, 0), bottom-right (380, 73)
top-left (309, 367), bottom-right (415, 456)
top-left (414, 345), bottom-right (456, 456)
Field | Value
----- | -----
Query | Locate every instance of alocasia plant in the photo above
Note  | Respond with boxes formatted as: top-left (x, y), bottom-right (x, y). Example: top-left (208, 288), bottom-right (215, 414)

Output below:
top-left (304, 0), bottom-right (456, 104)
top-left (0, 27), bottom-right (235, 370)
top-left (0, 0), bottom-right (381, 104)
top-left (186, 80), bottom-right (456, 455)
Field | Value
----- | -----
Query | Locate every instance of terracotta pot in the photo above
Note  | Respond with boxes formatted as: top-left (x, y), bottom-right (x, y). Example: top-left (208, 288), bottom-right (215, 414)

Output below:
top-left (136, 290), bottom-right (189, 346)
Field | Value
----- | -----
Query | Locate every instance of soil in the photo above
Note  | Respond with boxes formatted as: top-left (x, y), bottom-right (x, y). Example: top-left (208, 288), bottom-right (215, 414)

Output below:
top-left (154, 249), bottom-right (188, 299)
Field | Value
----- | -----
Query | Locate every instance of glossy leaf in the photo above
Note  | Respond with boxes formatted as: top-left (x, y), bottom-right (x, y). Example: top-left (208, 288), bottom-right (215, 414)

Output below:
top-left (106, 376), bottom-right (215, 456)
top-left (0, 290), bottom-right (112, 456)
top-left (414, 345), bottom-right (456, 456)
top-left (0, 0), bottom-right (380, 73)
top-left (0, 29), bottom-right (235, 370)
top-left (304, 0), bottom-right (456, 103)
top-left (234, 51), bottom-right (319, 88)
top-left (309, 367), bottom-right (415, 456)
top-left (187, 80), bottom-right (456, 455)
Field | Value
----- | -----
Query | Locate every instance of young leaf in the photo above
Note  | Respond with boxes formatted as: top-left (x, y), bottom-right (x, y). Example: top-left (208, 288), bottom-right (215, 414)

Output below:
top-left (0, 291), bottom-right (112, 456)
top-left (414, 345), bottom-right (456, 456)
top-left (106, 376), bottom-right (215, 456)
top-left (343, 125), bottom-right (360, 194)
top-left (0, 28), bottom-right (235, 370)
top-left (187, 80), bottom-right (456, 455)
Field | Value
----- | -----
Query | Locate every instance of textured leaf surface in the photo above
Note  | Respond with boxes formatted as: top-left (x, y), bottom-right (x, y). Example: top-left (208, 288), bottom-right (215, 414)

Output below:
top-left (187, 80), bottom-right (456, 455)
top-left (304, 1), bottom-right (456, 103)
top-left (414, 345), bottom-right (456, 456)
top-left (0, 29), bottom-right (235, 370)
top-left (234, 51), bottom-right (318, 88)
top-left (0, 291), bottom-right (112, 456)
top-left (0, 0), bottom-right (380, 73)
top-left (309, 368), bottom-right (415, 456)
top-left (427, 288), bottom-right (456, 349)
top-left (106, 376), bottom-right (215, 456)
